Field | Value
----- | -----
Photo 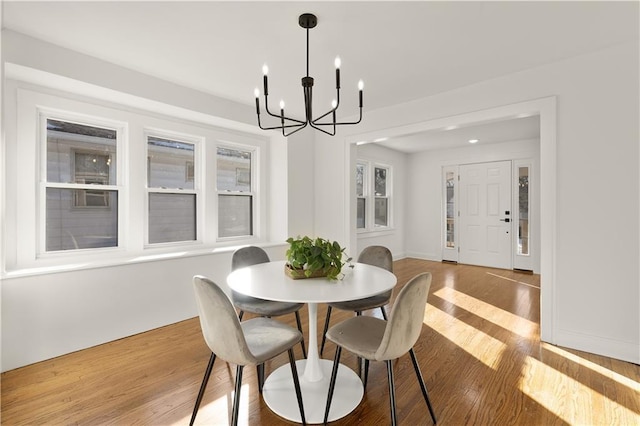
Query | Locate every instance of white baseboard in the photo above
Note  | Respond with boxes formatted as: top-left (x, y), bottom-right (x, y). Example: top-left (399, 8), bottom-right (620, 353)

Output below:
top-left (404, 251), bottom-right (441, 262)
top-left (553, 328), bottom-right (639, 365)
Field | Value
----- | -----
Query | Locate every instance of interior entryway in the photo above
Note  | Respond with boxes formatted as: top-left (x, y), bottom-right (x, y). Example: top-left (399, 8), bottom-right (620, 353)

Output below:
top-left (459, 160), bottom-right (513, 269)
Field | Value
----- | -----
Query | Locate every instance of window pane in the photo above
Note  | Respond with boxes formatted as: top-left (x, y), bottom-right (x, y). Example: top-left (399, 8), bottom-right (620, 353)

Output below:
top-left (46, 188), bottom-right (118, 251)
top-left (446, 171), bottom-right (455, 248)
top-left (374, 167), bottom-right (387, 196)
top-left (356, 164), bottom-right (365, 197)
top-left (357, 198), bottom-right (366, 228)
top-left (148, 136), bottom-right (195, 190)
top-left (218, 194), bottom-right (253, 238)
top-left (148, 193), bottom-right (196, 244)
top-left (47, 119), bottom-right (116, 184)
top-left (375, 197), bottom-right (388, 227)
top-left (518, 167), bottom-right (530, 255)
top-left (217, 147), bottom-right (251, 191)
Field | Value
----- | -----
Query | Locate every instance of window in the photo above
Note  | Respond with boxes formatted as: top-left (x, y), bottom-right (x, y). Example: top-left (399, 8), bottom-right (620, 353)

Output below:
top-left (45, 118), bottom-right (119, 251)
top-left (356, 163), bottom-right (366, 229)
top-left (217, 146), bottom-right (254, 238)
top-left (147, 135), bottom-right (197, 244)
top-left (9, 85), bottom-right (269, 272)
top-left (374, 166), bottom-right (389, 227)
top-left (356, 161), bottom-right (392, 231)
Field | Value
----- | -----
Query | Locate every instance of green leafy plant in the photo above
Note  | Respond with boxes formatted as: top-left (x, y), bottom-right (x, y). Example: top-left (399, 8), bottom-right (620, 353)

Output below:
top-left (285, 236), bottom-right (352, 280)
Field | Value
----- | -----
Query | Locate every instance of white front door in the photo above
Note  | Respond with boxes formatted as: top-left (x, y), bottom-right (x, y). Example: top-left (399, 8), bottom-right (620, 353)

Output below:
top-left (459, 161), bottom-right (512, 269)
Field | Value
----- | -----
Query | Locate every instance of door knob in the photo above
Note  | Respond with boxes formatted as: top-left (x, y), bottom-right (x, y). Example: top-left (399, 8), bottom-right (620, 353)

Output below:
top-left (500, 218), bottom-right (511, 223)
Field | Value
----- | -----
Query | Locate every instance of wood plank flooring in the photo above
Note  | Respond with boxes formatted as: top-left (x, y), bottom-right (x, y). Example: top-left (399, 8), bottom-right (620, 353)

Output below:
top-left (2, 259), bottom-right (639, 425)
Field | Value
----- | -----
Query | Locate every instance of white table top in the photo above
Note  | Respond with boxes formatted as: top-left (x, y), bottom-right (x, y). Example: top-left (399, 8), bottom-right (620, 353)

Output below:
top-left (227, 260), bottom-right (396, 304)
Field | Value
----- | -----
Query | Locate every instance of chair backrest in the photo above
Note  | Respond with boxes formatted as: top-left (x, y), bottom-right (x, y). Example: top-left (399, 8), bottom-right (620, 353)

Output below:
top-left (192, 275), bottom-right (257, 365)
top-left (374, 272), bottom-right (432, 361)
top-left (358, 245), bottom-right (393, 273)
top-left (232, 246), bottom-right (270, 271)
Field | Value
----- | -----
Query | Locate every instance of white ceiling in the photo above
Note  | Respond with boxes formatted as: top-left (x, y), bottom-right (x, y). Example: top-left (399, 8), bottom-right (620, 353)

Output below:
top-left (3, 1), bottom-right (637, 152)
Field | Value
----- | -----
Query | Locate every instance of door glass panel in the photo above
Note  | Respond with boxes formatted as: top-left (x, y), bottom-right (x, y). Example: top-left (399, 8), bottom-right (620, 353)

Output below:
top-left (518, 166), bottom-right (529, 255)
top-left (446, 171), bottom-right (455, 248)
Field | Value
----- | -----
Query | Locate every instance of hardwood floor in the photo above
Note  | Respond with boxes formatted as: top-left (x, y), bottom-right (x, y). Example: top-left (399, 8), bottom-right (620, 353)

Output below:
top-left (2, 259), bottom-right (639, 425)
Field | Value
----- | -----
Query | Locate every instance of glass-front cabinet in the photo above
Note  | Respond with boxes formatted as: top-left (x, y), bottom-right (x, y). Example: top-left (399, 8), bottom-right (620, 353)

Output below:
top-left (442, 165), bottom-right (458, 262)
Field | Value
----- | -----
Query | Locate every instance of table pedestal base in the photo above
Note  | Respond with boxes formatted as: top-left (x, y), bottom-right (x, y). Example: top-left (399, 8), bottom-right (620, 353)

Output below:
top-left (262, 359), bottom-right (364, 424)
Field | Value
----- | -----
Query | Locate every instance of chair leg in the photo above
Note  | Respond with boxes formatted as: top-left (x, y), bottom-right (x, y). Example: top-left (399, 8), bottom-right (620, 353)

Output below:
top-left (231, 365), bottom-right (244, 426)
top-left (257, 363), bottom-right (265, 394)
top-left (323, 346), bottom-right (342, 425)
top-left (238, 310), bottom-right (244, 321)
top-left (380, 306), bottom-right (388, 320)
top-left (320, 306), bottom-right (333, 356)
top-left (189, 352), bottom-right (216, 426)
top-left (386, 360), bottom-right (397, 426)
top-left (288, 348), bottom-right (307, 425)
top-left (294, 311), bottom-right (307, 359)
top-left (363, 359), bottom-right (370, 390)
top-left (409, 348), bottom-right (437, 424)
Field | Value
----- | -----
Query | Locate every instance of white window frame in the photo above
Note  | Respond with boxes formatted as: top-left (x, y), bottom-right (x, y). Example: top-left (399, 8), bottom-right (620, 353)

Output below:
top-left (357, 160), bottom-right (393, 233)
top-left (215, 141), bottom-right (258, 242)
top-left (8, 83), bottom-right (268, 273)
top-left (144, 129), bottom-right (203, 248)
top-left (38, 108), bottom-right (126, 256)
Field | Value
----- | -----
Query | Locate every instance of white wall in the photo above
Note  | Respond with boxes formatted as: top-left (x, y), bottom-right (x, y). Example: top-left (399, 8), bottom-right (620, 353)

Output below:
top-left (406, 138), bottom-right (540, 272)
top-left (314, 41), bottom-right (639, 363)
top-left (355, 143), bottom-right (407, 259)
top-left (0, 32), bottom-right (296, 371)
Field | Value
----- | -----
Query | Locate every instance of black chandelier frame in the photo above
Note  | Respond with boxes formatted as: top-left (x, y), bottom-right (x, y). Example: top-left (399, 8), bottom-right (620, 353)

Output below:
top-left (254, 13), bottom-right (363, 137)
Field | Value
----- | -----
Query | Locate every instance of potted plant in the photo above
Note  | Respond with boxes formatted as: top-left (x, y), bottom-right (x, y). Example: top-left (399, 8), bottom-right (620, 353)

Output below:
top-left (285, 236), bottom-right (352, 280)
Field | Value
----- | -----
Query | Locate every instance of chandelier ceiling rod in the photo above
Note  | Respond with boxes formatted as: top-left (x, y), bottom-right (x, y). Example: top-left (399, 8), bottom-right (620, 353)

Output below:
top-left (254, 13), bottom-right (364, 137)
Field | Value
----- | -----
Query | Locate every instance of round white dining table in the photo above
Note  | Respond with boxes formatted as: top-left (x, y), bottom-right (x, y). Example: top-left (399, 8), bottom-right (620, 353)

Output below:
top-left (227, 260), bottom-right (397, 424)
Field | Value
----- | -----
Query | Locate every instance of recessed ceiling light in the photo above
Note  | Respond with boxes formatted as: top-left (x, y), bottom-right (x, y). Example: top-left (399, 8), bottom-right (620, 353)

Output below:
top-left (444, 125), bottom-right (458, 131)
top-left (355, 141), bottom-right (368, 145)
top-left (468, 139), bottom-right (479, 144)
top-left (373, 137), bottom-right (388, 142)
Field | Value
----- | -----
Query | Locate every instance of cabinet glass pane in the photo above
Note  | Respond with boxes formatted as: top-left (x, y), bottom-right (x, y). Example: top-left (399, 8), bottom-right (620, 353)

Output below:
top-left (518, 166), bottom-right (529, 255)
top-left (446, 171), bottom-right (455, 248)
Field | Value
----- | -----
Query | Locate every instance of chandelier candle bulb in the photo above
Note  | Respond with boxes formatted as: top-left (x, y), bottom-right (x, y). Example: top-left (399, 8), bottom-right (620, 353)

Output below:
top-left (358, 80), bottom-right (364, 108)
top-left (335, 57), bottom-right (341, 89)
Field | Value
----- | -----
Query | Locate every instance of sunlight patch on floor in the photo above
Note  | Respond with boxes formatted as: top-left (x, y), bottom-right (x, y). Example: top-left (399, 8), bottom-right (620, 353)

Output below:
top-left (487, 272), bottom-right (540, 289)
top-left (519, 356), bottom-right (639, 424)
top-left (424, 303), bottom-right (506, 369)
top-left (434, 287), bottom-right (538, 338)
top-left (171, 383), bottom-right (250, 426)
top-left (543, 343), bottom-right (640, 392)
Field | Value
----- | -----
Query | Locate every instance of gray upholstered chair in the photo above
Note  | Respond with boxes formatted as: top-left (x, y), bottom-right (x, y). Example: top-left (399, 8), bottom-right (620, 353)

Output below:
top-left (232, 246), bottom-right (307, 358)
top-left (190, 275), bottom-right (306, 426)
top-left (323, 272), bottom-right (437, 426)
top-left (320, 245), bottom-right (393, 356)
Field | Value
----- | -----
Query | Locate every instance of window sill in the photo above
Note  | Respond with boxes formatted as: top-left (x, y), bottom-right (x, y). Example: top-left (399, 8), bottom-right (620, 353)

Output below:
top-left (2, 241), bottom-right (287, 279)
top-left (356, 228), bottom-right (395, 239)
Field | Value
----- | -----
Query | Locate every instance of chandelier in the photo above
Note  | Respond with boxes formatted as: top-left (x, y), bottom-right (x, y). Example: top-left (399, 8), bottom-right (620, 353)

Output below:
top-left (254, 13), bottom-right (364, 137)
